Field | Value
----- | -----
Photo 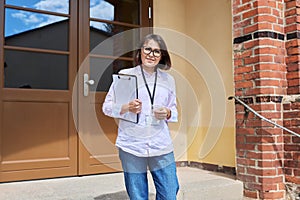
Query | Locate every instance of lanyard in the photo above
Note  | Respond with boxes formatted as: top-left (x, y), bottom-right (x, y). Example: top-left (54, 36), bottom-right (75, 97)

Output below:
top-left (140, 65), bottom-right (157, 110)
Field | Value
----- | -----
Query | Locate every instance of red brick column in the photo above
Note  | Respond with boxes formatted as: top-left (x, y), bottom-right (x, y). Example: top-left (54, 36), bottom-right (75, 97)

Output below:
top-left (285, 0), bottom-right (300, 95)
top-left (232, 0), bottom-right (287, 199)
top-left (283, 0), bottom-right (300, 186)
top-left (283, 102), bottom-right (300, 185)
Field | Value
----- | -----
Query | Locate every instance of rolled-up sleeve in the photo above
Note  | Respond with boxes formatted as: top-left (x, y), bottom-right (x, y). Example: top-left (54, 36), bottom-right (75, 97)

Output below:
top-left (166, 76), bottom-right (178, 122)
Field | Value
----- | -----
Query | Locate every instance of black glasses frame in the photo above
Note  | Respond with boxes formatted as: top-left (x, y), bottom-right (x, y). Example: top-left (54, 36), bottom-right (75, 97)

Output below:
top-left (142, 46), bottom-right (161, 58)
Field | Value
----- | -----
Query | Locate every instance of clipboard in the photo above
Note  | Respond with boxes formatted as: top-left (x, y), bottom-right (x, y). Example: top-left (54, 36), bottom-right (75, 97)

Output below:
top-left (112, 73), bottom-right (139, 123)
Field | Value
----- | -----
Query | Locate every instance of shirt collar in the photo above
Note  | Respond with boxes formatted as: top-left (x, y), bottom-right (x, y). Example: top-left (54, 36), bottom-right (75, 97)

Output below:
top-left (135, 65), bottom-right (162, 78)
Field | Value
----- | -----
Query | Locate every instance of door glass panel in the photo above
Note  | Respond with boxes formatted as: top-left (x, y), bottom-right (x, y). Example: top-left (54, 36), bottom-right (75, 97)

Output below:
top-left (90, 0), bottom-right (139, 25)
top-left (4, 50), bottom-right (68, 90)
top-left (5, 0), bottom-right (69, 14)
top-left (90, 57), bottom-right (132, 92)
top-left (5, 8), bottom-right (69, 51)
top-left (90, 21), bottom-right (140, 55)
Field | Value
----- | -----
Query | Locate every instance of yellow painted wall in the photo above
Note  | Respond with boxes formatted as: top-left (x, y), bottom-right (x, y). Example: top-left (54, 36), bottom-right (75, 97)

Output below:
top-left (153, 0), bottom-right (235, 167)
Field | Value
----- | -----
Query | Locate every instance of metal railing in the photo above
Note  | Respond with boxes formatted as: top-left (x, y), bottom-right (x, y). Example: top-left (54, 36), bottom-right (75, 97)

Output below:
top-left (228, 96), bottom-right (300, 138)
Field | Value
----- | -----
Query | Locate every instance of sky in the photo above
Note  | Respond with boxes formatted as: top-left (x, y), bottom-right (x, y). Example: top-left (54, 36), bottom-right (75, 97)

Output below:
top-left (5, 0), bottom-right (114, 37)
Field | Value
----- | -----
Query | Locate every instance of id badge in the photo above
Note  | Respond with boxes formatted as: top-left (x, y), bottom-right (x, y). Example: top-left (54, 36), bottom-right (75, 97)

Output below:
top-left (145, 114), bottom-right (160, 126)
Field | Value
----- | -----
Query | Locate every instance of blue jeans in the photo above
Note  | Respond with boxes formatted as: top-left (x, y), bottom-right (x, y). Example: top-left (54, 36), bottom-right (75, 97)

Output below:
top-left (119, 149), bottom-right (179, 200)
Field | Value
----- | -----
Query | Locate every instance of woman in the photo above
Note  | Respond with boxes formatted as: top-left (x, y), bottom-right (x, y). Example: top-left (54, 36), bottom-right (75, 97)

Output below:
top-left (102, 34), bottom-right (179, 200)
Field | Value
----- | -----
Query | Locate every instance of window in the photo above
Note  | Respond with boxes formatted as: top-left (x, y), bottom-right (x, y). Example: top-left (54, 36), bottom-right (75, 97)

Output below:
top-left (4, 0), bottom-right (70, 90)
top-left (89, 0), bottom-right (151, 91)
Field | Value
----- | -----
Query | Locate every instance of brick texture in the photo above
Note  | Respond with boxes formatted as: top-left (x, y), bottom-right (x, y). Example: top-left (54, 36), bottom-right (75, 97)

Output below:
top-left (284, 0), bottom-right (300, 188)
top-left (232, 0), bottom-right (288, 199)
top-left (286, 0), bottom-right (300, 95)
top-left (283, 101), bottom-right (300, 185)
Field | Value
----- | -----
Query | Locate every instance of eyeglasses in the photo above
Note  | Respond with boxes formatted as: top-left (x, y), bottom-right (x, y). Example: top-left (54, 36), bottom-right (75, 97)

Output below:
top-left (142, 46), bottom-right (161, 58)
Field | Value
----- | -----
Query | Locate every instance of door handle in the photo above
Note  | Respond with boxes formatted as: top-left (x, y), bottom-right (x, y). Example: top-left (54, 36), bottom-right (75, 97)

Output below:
top-left (83, 73), bottom-right (95, 96)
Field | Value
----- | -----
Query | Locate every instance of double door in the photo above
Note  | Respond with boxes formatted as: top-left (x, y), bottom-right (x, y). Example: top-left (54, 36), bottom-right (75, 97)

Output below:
top-left (0, 0), bottom-right (152, 182)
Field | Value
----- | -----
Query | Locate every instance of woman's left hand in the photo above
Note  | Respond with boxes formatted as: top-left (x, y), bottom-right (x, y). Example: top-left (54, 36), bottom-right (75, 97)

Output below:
top-left (153, 107), bottom-right (170, 120)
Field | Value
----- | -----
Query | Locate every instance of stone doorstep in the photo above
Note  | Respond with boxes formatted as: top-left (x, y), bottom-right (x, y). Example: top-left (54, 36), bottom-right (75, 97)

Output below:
top-left (0, 167), bottom-right (244, 200)
top-left (177, 178), bottom-right (244, 200)
top-left (175, 167), bottom-right (244, 200)
top-left (94, 191), bottom-right (155, 200)
top-left (94, 178), bottom-right (244, 200)
top-left (94, 181), bottom-right (243, 200)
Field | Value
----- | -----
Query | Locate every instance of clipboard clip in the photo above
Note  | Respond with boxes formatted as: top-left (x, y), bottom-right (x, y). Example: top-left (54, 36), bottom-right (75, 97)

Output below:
top-left (118, 75), bottom-right (131, 80)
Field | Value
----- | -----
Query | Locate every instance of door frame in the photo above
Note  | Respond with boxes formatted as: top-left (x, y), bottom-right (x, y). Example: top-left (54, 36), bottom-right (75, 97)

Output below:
top-left (0, 0), bottom-right (153, 182)
top-left (0, 0), bottom-right (79, 182)
top-left (76, 0), bottom-right (153, 175)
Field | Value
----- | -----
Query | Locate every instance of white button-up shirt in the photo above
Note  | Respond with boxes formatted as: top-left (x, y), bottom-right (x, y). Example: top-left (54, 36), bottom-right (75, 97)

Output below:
top-left (102, 65), bottom-right (178, 157)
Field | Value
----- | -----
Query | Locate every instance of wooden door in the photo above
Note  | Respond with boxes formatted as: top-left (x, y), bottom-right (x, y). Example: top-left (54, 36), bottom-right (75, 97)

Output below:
top-left (0, 0), bottom-right (78, 182)
top-left (77, 0), bottom-right (153, 175)
top-left (0, 0), bottom-right (153, 182)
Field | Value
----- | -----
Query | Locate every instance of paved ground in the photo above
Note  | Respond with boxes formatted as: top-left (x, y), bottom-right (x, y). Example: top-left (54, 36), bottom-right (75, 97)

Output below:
top-left (0, 167), bottom-right (243, 200)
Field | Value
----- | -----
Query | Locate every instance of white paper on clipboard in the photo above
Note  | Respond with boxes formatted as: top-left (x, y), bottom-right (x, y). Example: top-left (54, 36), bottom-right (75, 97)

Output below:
top-left (112, 74), bottom-right (139, 123)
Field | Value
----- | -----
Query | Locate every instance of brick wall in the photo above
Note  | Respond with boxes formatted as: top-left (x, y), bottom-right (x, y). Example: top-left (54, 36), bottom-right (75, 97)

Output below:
top-left (283, 101), bottom-right (300, 185)
top-left (284, 0), bottom-right (300, 187)
top-left (232, 0), bottom-right (289, 199)
top-left (285, 0), bottom-right (300, 95)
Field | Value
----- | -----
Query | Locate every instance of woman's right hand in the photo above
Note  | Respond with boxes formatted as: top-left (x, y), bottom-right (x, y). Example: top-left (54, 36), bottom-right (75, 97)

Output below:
top-left (121, 99), bottom-right (142, 114)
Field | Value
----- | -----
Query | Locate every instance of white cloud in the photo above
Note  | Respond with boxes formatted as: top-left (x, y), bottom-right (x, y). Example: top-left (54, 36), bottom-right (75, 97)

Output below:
top-left (34, 0), bottom-right (69, 14)
top-left (33, 0), bottom-right (68, 27)
top-left (11, 12), bottom-right (26, 20)
top-left (11, 11), bottom-right (43, 25)
top-left (10, 0), bottom-right (68, 31)
top-left (90, 0), bottom-right (114, 30)
top-left (10, 0), bottom-right (114, 32)
top-left (90, 0), bottom-right (114, 21)
top-left (90, 0), bottom-right (98, 7)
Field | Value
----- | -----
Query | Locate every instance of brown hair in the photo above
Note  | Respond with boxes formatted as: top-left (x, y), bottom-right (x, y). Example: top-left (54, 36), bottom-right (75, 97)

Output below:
top-left (134, 34), bottom-right (172, 70)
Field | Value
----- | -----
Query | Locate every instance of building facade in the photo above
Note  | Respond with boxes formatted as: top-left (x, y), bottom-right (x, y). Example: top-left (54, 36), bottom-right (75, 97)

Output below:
top-left (1, 0), bottom-right (300, 199)
top-left (232, 0), bottom-right (300, 199)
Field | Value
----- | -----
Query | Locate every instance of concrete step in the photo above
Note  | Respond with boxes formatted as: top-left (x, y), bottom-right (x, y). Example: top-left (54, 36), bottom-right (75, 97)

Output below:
top-left (176, 167), bottom-right (244, 200)
top-left (0, 167), bottom-right (244, 200)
